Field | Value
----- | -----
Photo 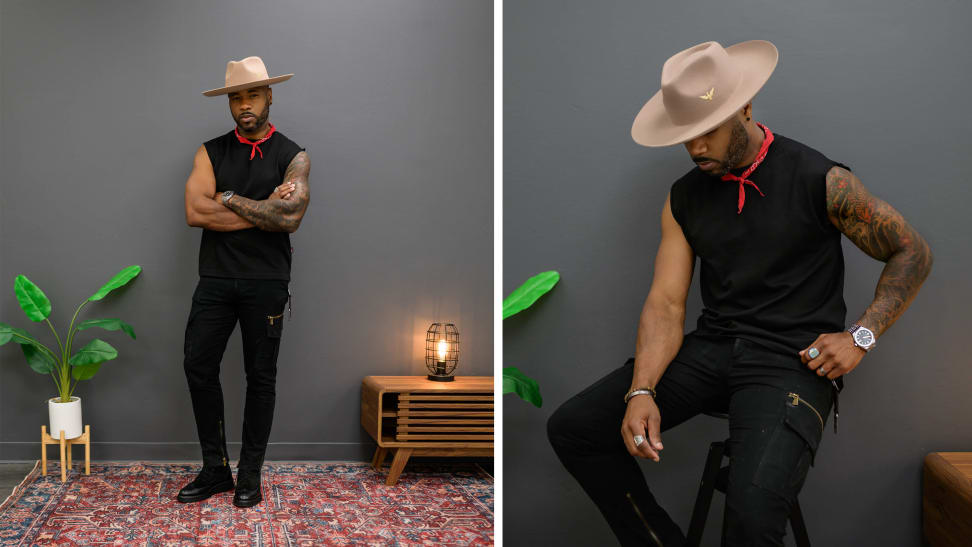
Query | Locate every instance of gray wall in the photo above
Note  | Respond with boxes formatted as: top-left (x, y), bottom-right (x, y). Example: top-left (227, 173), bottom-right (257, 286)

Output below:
top-left (0, 0), bottom-right (492, 461)
top-left (504, 1), bottom-right (968, 545)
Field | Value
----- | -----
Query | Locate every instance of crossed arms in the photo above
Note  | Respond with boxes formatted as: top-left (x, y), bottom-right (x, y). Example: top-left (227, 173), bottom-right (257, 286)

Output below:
top-left (184, 145), bottom-right (310, 233)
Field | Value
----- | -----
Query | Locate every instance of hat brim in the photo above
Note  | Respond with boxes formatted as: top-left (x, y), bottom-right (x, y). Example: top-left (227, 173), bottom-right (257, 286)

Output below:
top-left (631, 40), bottom-right (778, 147)
top-left (202, 74), bottom-right (294, 97)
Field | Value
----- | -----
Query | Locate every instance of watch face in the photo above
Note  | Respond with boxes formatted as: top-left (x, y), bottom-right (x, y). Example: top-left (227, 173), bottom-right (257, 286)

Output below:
top-left (854, 327), bottom-right (874, 347)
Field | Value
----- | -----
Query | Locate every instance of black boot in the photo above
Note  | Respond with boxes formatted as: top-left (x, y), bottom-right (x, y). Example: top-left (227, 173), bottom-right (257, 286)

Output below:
top-left (176, 464), bottom-right (234, 503)
top-left (233, 469), bottom-right (263, 508)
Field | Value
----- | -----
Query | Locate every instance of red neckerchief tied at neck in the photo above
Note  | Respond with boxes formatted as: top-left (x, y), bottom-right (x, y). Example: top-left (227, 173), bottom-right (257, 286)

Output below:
top-left (235, 122), bottom-right (276, 160)
top-left (720, 121), bottom-right (774, 214)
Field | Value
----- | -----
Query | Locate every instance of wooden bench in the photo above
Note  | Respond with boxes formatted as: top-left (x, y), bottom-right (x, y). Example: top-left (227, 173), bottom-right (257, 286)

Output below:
top-left (923, 452), bottom-right (972, 546)
top-left (361, 376), bottom-right (493, 485)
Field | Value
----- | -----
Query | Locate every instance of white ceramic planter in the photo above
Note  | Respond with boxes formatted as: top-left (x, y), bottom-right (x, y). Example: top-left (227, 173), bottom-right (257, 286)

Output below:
top-left (48, 396), bottom-right (82, 439)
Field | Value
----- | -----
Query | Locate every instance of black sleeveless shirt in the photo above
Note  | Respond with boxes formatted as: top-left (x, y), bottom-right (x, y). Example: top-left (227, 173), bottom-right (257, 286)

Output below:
top-left (199, 129), bottom-right (304, 281)
top-left (670, 132), bottom-right (852, 357)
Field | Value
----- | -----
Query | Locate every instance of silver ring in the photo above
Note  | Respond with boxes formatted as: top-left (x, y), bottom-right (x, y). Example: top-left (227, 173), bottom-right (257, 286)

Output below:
top-left (808, 347), bottom-right (820, 359)
top-left (633, 435), bottom-right (645, 446)
top-left (818, 367), bottom-right (827, 375)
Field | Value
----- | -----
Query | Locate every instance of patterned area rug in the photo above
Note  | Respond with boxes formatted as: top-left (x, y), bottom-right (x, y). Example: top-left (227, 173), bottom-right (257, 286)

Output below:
top-left (0, 461), bottom-right (493, 546)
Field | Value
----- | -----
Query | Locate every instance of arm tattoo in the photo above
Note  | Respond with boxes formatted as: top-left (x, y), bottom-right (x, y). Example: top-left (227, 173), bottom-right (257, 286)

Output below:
top-left (223, 151), bottom-right (311, 232)
top-left (825, 166), bottom-right (933, 337)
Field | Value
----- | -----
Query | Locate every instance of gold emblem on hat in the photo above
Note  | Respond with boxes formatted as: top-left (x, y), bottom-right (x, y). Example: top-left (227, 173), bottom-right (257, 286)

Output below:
top-left (699, 87), bottom-right (714, 101)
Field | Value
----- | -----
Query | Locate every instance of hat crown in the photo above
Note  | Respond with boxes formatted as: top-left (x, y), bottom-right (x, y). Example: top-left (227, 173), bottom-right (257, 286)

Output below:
top-left (660, 41), bottom-right (741, 126)
top-left (224, 56), bottom-right (271, 89)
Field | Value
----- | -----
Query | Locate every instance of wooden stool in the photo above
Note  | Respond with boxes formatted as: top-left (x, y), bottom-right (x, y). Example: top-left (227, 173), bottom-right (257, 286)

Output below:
top-left (41, 425), bottom-right (90, 483)
top-left (685, 412), bottom-right (811, 547)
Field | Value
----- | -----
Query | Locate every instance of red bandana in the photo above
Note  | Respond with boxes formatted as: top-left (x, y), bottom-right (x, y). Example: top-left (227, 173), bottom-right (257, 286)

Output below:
top-left (235, 123), bottom-right (276, 160)
top-left (720, 122), bottom-right (774, 214)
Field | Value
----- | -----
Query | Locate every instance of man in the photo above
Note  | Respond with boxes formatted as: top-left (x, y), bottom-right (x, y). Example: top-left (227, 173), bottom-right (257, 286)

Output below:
top-left (547, 40), bottom-right (932, 546)
top-left (178, 56), bottom-right (310, 508)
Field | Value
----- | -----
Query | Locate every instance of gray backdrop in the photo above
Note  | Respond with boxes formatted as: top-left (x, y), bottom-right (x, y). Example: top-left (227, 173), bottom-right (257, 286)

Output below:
top-left (0, 0), bottom-right (492, 462)
top-left (504, 1), bottom-right (968, 545)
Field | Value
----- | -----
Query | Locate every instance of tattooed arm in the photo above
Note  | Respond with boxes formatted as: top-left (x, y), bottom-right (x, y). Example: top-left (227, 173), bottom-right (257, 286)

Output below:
top-left (221, 151), bottom-right (311, 233)
top-left (799, 166), bottom-right (932, 379)
top-left (825, 165), bottom-right (933, 337)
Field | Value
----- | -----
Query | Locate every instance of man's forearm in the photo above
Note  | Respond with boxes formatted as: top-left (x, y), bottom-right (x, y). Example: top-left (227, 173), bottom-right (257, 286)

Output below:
top-left (855, 240), bottom-right (933, 337)
top-left (190, 196), bottom-right (254, 231)
top-left (224, 195), bottom-right (301, 233)
top-left (631, 297), bottom-right (686, 390)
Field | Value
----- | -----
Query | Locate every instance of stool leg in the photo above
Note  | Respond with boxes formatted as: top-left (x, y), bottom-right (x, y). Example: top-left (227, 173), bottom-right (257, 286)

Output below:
top-left (84, 425), bottom-right (90, 475)
top-left (67, 440), bottom-right (72, 471)
top-left (686, 441), bottom-right (726, 547)
top-left (790, 498), bottom-right (811, 547)
top-left (41, 426), bottom-right (48, 477)
top-left (59, 431), bottom-right (66, 483)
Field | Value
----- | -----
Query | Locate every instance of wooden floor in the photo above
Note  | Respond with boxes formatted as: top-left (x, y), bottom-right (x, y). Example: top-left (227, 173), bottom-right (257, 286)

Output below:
top-left (0, 462), bottom-right (35, 501)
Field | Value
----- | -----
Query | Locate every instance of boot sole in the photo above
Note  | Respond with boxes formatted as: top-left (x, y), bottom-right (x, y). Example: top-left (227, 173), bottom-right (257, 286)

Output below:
top-left (176, 478), bottom-right (235, 503)
top-left (232, 492), bottom-right (263, 508)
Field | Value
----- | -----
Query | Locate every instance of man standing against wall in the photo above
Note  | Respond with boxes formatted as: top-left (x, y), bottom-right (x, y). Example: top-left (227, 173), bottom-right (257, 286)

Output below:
top-left (178, 56), bottom-right (310, 508)
top-left (547, 40), bottom-right (932, 545)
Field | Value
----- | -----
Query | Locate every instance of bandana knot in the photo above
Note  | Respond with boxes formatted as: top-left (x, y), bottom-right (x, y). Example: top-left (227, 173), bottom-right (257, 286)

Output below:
top-left (720, 122), bottom-right (774, 214)
top-left (234, 123), bottom-right (276, 160)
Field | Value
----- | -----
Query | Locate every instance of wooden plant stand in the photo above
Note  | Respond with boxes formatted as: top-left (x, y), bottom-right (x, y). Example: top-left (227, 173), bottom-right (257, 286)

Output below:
top-left (41, 425), bottom-right (90, 483)
top-left (361, 376), bottom-right (493, 485)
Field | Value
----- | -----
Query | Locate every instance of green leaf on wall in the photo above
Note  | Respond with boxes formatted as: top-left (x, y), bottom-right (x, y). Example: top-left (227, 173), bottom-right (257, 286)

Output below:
top-left (13, 275), bottom-right (52, 322)
top-left (88, 265), bottom-right (142, 302)
top-left (76, 318), bottom-right (136, 340)
top-left (503, 366), bottom-right (542, 408)
top-left (503, 270), bottom-right (560, 319)
top-left (68, 339), bottom-right (118, 367)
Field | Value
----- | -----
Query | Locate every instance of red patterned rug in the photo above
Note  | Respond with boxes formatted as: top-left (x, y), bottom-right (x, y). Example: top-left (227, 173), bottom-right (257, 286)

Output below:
top-left (0, 461), bottom-right (493, 546)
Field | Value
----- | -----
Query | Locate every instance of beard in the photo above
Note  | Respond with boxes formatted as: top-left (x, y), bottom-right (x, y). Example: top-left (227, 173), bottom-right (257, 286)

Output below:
top-left (703, 119), bottom-right (750, 177)
top-left (234, 104), bottom-right (270, 134)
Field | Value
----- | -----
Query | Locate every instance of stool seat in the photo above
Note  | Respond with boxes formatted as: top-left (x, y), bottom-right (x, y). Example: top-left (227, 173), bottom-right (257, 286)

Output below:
top-left (685, 414), bottom-right (811, 546)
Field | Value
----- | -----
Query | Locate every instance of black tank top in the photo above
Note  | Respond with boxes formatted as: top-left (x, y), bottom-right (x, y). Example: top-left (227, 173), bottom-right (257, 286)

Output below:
top-left (199, 129), bottom-right (304, 281)
top-left (669, 132), bottom-right (852, 357)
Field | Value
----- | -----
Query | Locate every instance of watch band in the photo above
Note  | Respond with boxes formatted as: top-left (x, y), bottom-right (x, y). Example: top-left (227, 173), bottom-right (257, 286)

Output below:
top-left (624, 387), bottom-right (657, 404)
top-left (222, 190), bottom-right (235, 204)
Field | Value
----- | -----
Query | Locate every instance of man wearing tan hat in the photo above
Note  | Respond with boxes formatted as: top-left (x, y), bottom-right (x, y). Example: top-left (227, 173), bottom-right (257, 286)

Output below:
top-left (178, 56), bottom-right (310, 508)
top-left (548, 40), bottom-right (932, 545)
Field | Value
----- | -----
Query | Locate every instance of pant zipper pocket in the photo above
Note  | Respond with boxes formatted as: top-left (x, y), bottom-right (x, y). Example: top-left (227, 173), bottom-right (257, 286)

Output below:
top-left (787, 392), bottom-right (824, 433)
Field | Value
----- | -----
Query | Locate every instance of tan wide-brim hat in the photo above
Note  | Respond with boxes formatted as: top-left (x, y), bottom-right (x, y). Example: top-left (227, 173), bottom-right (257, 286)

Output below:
top-left (202, 56), bottom-right (293, 97)
top-left (631, 40), bottom-right (778, 147)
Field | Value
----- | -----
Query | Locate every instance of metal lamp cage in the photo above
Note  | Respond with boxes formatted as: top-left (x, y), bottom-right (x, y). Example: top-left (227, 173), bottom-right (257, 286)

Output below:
top-left (425, 323), bottom-right (460, 381)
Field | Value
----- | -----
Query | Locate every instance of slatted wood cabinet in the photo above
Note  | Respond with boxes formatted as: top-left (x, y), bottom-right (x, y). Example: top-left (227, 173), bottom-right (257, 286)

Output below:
top-left (361, 376), bottom-right (493, 485)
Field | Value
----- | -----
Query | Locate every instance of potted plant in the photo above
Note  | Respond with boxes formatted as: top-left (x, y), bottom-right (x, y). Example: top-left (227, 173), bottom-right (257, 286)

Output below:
top-left (503, 270), bottom-right (559, 408)
top-left (0, 265), bottom-right (141, 439)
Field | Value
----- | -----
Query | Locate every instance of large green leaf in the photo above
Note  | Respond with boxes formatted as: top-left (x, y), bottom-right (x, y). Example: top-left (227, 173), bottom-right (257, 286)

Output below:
top-left (13, 275), bottom-right (51, 322)
top-left (71, 362), bottom-right (102, 381)
top-left (503, 271), bottom-right (560, 319)
top-left (88, 265), bottom-right (142, 302)
top-left (68, 338), bottom-right (118, 367)
top-left (76, 318), bottom-right (136, 340)
top-left (0, 323), bottom-right (44, 347)
top-left (21, 343), bottom-right (56, 374)
top-left (503, 366), bottom-right (543, 408)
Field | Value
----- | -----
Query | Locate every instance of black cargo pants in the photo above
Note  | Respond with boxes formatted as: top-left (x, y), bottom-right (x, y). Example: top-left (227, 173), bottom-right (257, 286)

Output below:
top-left (183, 276), bottom-right (290, 473)
top-left (547, 332), bottom-right (834, 546)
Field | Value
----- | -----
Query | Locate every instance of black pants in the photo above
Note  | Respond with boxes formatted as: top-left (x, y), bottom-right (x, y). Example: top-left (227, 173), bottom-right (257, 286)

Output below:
top-left (183, 276), bottom-right (290, 472)
top-left (547, 332), bottom-right (834, 546)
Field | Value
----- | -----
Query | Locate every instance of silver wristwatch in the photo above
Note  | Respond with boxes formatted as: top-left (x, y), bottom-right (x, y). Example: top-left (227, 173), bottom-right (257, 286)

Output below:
top-left (847, 324), bottom-right (876, 352)
top-left (221, 190), bottom-right (235, 204)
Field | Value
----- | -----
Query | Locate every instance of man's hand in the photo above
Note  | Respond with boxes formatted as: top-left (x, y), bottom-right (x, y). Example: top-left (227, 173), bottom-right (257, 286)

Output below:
top-left (269, 182), bottom-right (296, 201)
top-left (798, 331), bottom-right (866, 380)
top-left (621, 395), bottom-right (664, 462)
